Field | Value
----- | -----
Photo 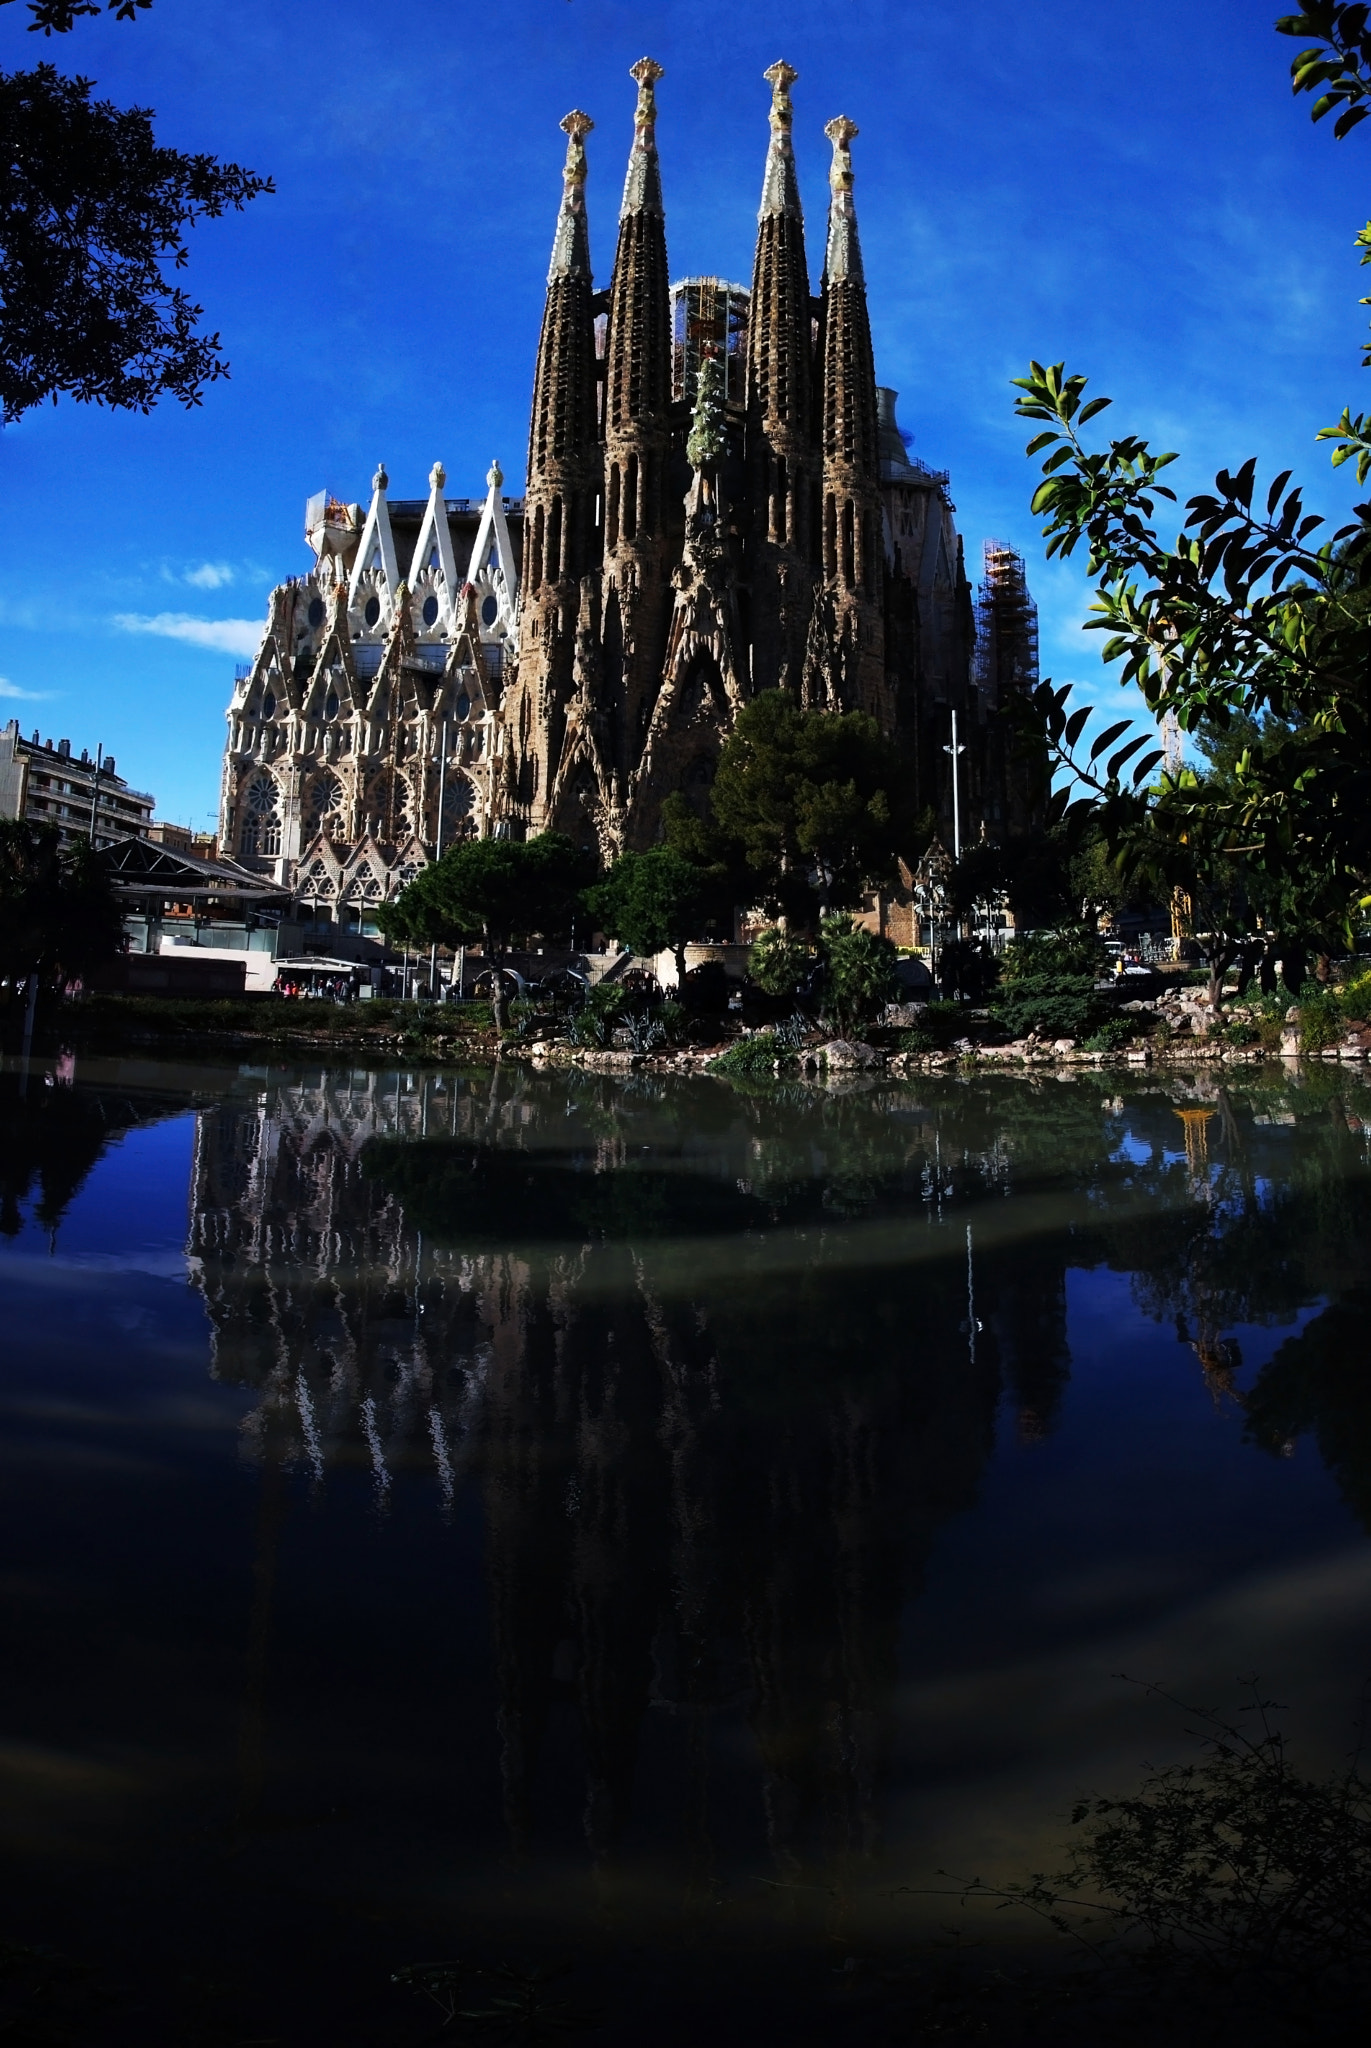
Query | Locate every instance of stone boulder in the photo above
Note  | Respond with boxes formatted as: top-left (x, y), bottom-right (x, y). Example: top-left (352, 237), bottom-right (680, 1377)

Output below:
top-left (819, 1039), bottom-right (882, 1071)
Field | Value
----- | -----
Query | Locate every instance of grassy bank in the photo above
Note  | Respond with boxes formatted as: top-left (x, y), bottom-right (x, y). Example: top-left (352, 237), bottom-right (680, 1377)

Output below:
top-left (35, 992), bottom-right (497, 1059)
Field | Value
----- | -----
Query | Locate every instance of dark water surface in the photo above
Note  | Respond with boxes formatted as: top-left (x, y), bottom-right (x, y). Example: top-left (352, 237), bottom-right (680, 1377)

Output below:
top-left (1, 1054), bottom-right (1369, 2044)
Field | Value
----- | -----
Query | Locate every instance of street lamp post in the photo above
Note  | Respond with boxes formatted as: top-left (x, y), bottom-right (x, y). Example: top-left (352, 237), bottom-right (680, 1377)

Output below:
top-left (913, 839), bottom-right (953, 991)
top-left (429, 722), bottom-right (449, 997)
top-left (87, 743), bottom-right (104, 845)
top-left (942, 709), bottom-right (967, 865)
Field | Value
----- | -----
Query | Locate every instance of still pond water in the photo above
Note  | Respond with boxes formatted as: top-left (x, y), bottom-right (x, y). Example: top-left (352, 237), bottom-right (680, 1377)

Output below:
top-left (1, 1053), bottom-right (1369, 2044)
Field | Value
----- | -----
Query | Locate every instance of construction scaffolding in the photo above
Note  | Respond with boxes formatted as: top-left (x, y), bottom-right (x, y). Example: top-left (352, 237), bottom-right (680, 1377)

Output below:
top-left (972, 539), bottom-right (1039, 703)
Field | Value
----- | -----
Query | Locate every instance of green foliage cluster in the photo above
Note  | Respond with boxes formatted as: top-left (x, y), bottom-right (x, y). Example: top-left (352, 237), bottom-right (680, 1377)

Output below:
top-left (746, 914), bottom-right (898, 1035)
top-left (685, 349), bottom-right (726, 473)
top-left (1005, 6), bottom-right (1371, 989)
top-left (819, 913), bottom-right (899, 1035)
top-left (565, 982), bottom-right (626, 1049)
top-left (893, 1000), bottom-right (967, 1054)
top-left (935, 934), bottom-right (1001, 1001)
top-left (993, 974), bottom-right (1111, 1043)
top-left (747, 923), bottom-right (813, 1000)
top-left (1001, 926), bottom-right (1109, 981)
top-left (60, 992), bottom-right (494, 1043)
top-left (667, 690), bottom-right (918, 928)
top-left (959, 1684), bottom-right (1371, 2034)
top-left (582, 846), bottom-right (708, 985)
top-left (0, 820), bottom-right (123, 998)
top-left (1296, 980), bottom-right (1346, 1049)
top-left (0, 50), bottom-right (271, 421)
top-left (707, 1031), bottom-right (791, 1078)
top-left (1082, 1016), bottom-right (1141, 1053)
top-left (1335, 962), bottom-right (1371, 1015)
top-left (3, 2), bottom-right (154, 29)
top-left (378, 833), bottom-right (595, 956)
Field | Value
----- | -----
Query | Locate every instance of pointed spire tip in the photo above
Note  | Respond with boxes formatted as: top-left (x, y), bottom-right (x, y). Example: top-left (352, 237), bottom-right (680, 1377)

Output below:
top-left (824, 117), bottom-right (863, 285)
top-left (549, 105), bottom-right (593, 280)
top-left (620, 55), bottom-right (664, 219)
top-left (759, 57), bottom-right (801, 222)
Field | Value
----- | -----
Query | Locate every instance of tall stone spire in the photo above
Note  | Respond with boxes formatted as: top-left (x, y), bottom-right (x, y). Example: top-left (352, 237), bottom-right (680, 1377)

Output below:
top-left (619, 54), bottom-right (665, 219)
top-left (548, 107), bottom-right (593, 281)
top-left (747, 60), bottom-right (817, 693)
top-left (808, 114), bottom-right (886, 720)
top-left (758, 57), bottom-right (802, 219)
top-left (528, 111), bottom-right (599, 491)
top-left (600, 57), bottom-right (673, 798)
top-left (822, 113), bottom-right (865, 287)
top-left (510, 110), bottom-right (604, 835)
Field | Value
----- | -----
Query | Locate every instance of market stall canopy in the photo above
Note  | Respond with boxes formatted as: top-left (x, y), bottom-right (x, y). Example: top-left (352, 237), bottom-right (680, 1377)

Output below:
top-left (97, 837), bottom-right (291, 901)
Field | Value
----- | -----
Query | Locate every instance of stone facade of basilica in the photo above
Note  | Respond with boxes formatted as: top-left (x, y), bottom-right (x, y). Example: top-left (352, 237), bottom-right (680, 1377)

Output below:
top-left (218, 59), bottom-right (1041, 915)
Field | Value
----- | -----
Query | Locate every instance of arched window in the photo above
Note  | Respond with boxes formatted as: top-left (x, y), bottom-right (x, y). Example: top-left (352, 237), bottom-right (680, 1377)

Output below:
top-left (624, 452), bottom-right (639, 542)
top-left (305, 772), bottom-right (342, 836)
top-left (239, 772), bottom-right (280, 858)
top-left (547, 496), bottom-right (563, 584)
top-left (442, 774), bottom-right (474, 833)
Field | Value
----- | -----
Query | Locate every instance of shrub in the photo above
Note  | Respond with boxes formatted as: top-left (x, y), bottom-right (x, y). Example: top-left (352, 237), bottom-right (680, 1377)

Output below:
top-left (749, 926), bottom-right (813, 1001)
top-left (1083, 1016), bottom-right (1139, 1052)
top-left (1258, 1013), bottom-right (1285, 1053)
top-left (708, 1031), bottom-right (791, 1078)
top-left (656, 1000), bottom-right (689, 1046)
top-left (923, 1000), bottom-right (970, 1046)
top-left (567, 982), bottom-right (627, 1044)
top-left (1297, 982), bottom-right (1343, 1052)
top-left (937, 935), bottom-right (1001, 1002)
top-left (1336, 965), bottom-right (1371, 1021)
top-left (992, 974), bottom-right (1110, 1041)
top-left (819, 914), bottom-right (899, 1036)
top-left (681, 960), bottom-right (731, 1013)
top-left (624, 1009), bottom-right (665, 1054)
top-left (941, 1684), bottom-right (1371, 2038)
top-left (1000, 926), bottom-right (1107, 982)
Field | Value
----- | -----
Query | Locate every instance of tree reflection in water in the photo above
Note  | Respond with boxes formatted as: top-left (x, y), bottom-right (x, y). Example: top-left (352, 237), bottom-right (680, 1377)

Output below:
top-left (0, 1062), bottom-right (189, 1239)
top-left (173, 1061), bottom-right (1371, 1886)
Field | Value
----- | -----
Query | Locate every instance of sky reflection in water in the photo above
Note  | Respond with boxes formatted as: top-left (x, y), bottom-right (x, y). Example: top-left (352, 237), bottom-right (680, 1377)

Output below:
top-left (0, 1055), bottom-right (1368, 2043)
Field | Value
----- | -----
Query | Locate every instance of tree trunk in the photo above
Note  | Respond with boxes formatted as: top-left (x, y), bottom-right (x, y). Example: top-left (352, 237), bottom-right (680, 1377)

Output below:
top-left (673, 941), bottom-right (688, 993)
top-left (1207, 942), bottom-right (1237, 1010)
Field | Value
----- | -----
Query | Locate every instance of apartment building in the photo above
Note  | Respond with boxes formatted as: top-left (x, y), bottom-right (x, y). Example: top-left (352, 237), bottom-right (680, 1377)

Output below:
top-left (0, 719), bottom-right (155, 847)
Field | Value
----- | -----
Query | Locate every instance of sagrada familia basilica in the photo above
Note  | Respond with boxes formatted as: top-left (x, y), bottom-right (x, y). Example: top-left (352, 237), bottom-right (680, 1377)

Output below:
top-left (219, 61), bottom-right (1041, 915)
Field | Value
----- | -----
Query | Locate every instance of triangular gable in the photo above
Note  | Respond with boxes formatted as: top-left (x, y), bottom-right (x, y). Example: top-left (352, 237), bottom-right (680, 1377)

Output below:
top-left (347, 463), bottom-right (401, 615)
top-left (464, 460), bottom-right (520, 637)
top-left (406, 460), bottom-right (463, 632)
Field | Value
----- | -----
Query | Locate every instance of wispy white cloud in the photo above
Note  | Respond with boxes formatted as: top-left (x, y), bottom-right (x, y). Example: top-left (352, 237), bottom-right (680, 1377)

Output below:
top-left (0, 677), bottom-right (55, 702)
top-left (112, 612), bottom-right (262, 658)
top-left (181, 562), bottom-right (236, 591)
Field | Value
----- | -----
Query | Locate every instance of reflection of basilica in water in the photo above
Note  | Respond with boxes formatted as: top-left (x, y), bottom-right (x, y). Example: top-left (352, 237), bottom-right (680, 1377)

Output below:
top-left (186, 1068), bottom-right (1079, 1872)
top-left (6, 1050), bottom-right (1368, 1956)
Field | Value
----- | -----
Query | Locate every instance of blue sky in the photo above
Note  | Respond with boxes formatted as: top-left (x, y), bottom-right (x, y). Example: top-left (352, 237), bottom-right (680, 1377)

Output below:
top-left (2, 0), bottom-right (1366, 828)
